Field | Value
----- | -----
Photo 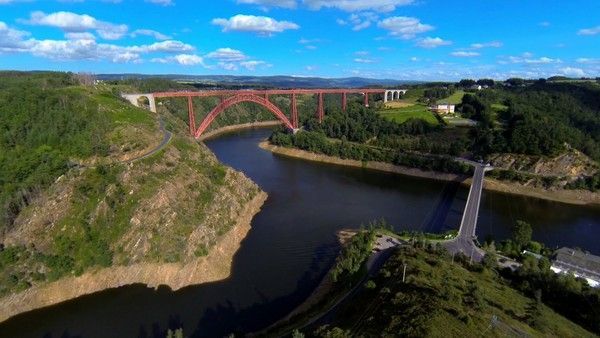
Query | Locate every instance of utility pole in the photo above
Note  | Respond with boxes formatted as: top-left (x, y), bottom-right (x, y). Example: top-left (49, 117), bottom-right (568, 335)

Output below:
top-left (402, 262), bottom-right (407, 283)
top-left (470, 247), bottom-right (474, 265)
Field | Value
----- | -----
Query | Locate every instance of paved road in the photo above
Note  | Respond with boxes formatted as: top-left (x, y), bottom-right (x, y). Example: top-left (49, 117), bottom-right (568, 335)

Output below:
top-left (443, 164), bottom-right (489, 262)
top-left (124, 117), bottom-right (172, 163)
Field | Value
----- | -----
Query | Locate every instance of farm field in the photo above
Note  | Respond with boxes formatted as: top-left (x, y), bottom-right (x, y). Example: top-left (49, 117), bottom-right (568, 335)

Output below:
top-left (378, 105), bottom-right (439, 125)
top-left (437, 90), bottom-right (465, 104)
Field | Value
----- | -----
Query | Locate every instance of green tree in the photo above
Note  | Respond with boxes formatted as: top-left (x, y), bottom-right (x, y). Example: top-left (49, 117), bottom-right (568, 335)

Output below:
top-left (512, 220), bottom-right (532, 250)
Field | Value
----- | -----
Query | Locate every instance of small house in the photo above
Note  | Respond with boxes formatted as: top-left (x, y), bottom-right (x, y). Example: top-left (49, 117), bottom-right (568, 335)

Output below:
top-left (430, 104), bottom-right (455, 114)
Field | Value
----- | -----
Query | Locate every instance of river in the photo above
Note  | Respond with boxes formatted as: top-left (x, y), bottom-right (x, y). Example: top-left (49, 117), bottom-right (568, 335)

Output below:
top-left (1, 128), bottom-right (599, 337)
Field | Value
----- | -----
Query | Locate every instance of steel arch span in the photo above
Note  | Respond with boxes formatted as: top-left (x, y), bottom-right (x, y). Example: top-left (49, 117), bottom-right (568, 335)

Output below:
top-left (194, 93), bottom-right (294, 139)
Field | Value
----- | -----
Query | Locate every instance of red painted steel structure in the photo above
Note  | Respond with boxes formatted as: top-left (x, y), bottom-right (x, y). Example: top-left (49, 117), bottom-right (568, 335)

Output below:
top-left (187, 96), bottom-right (195, 136)
top-left (153, 89), bottom-right (385, 138)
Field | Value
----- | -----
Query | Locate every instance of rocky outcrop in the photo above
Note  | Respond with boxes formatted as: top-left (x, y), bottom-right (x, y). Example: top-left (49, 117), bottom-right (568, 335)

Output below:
top-left (0, 191), bottom-right (267, 323)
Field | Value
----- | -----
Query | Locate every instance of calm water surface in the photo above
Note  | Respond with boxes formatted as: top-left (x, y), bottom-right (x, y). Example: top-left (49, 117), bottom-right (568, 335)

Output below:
top-left (1, 128), bottom-right (599, 337)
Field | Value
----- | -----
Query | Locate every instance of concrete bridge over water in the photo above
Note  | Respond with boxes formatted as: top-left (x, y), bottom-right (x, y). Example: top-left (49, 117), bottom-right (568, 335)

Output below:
top-left (443, 162), bottom-right (493, 262)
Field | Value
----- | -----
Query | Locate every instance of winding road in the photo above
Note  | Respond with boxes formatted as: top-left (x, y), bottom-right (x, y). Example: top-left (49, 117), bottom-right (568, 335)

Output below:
top-left (124, 117), bottom-right (172, 163)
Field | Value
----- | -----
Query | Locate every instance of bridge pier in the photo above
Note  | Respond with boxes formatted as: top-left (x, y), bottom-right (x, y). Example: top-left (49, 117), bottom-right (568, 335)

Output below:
top-left (291, 93), bottom-right (299, 129)
top-left (316, 92), bottom-right (324, 122)
top-left (121, 93), bottom-right (157, 113)
top-left (187, 96), bottom-right (196, 137)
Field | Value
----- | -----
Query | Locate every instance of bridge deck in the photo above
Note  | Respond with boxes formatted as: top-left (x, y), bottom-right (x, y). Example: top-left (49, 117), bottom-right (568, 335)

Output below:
top-left (443, 164), bottom-right (489, 262)
top-left (152, 88), bottom-right (389, 98)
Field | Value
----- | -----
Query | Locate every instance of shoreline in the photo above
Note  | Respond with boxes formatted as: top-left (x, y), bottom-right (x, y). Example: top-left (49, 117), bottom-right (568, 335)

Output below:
top-left (256, 230), bottom-right (359, 336)
top-left (259, 141), bottom-right (600, 206)
top-left (0, 191), bottom-right (267, 324)
top-left (198, 120), bottom-right (281, 141)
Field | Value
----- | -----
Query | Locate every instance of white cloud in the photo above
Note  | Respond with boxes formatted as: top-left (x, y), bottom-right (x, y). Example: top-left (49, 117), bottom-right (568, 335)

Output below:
top-left (539, 21), bottom-right (550, 27)
top-left (342, 12), bottom-right (379, 31)
top-left (526, 57), bottom-right (560, 64)
top-left (237, 0), bottom-right (297, 9)
top-left (416, 37), bottom-right (451, 48)
top-left (451, 51), bottom-right (479, 57)
top-left (578, 26), bottom-right (600, 36)
top-left (0, 21), bottom-right (32, 53)
top-left (503, 53), bottom-right (561, 65)
top-left (203, 47), bottom-right (269, 71)
top-left (299, 38), bottom-right (321, 44)
top-left (576, 58), bottom-right (600, 64)
top-left (131, 29), bottom-right (171, 40)
top-left (354, 58), bottom-right (375, 63)
top-left (355, 50), bottom-right (369, 56)
top-left (65, 32), bottom-right (96, 40)
top-left (152, 54), bottom-right (204, 66)
top-left (470, 41), bottom-right (502, 49)
top-left (240, 60), bottom-right (269, 70)
top-left (145, 0), bottom-right (173, 6)
top-left (560, 67), bottom-right (585, 77)
top-left (410, 56), bottom-right (419, 62)
top-left (129, 40), bottom-right (194, 53)
top-left (218, 62), bottom-right (238, 71)
top-left (212, 14), bottom-right (299, 36)
top-left (304, 0), bottom-right (414, 12)
top-left (205, 47), bottom-right (247, 61)
top-left (353, 20), bottom-right (371, 31)
top-left (24, 11), bottom-right (128, 40)
top-left (1, 20), bottom-right (197, 64)
top-left (377, 16), bottom-right (433, 39)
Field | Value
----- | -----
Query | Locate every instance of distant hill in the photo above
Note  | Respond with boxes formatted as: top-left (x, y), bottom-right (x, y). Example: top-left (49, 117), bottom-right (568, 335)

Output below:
top-left (96, 74), bottom-right (420, 89)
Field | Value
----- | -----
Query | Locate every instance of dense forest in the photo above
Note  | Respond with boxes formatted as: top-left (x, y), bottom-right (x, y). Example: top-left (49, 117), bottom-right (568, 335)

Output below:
top-left (463, 82), bottom-right (600, 162)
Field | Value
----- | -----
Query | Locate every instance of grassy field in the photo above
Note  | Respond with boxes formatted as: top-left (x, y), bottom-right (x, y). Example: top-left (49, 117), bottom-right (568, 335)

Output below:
top-left (397, 88), bottom-right (424, 104)
top-left (437, 90), bottom-right (465, 104)
top-left (384, 101), bottom-right (415, 108)
top-left (378, 105), bottom-right (439, 125)
top-left (491, 103), bottom-right (509, 112)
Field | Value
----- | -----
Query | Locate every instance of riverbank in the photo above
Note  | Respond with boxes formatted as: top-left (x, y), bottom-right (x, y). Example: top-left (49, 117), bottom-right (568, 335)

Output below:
top-left (259, 141), bottom-right (600, 206)
top-left (199, 121), bottom-right (281, 141)
top-left (256, 230), bottom-right (360, 336)
top-left (0, 191), bottom-right (267, 323)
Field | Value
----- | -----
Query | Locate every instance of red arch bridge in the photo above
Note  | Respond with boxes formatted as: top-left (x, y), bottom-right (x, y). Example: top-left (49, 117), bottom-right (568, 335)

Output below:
top-left (122, 89), bottom-right (407, 139)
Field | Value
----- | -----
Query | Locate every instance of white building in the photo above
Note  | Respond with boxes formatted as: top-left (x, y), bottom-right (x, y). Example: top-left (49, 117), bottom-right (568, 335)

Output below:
top-left (551, 247), bottom-right (600, 288)
top-left (430, 104), bottom-right (455, 114)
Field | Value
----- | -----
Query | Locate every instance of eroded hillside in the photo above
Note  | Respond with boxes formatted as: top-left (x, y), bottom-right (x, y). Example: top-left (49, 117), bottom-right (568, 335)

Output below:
top-left (0, 73), bottom-right (263, 304)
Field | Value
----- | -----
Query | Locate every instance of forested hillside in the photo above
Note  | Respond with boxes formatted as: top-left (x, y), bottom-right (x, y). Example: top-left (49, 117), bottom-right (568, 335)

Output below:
top-left (309, 245), bottom-right (596, 337)
top-left (465, 82), bottom-right (600, 161)
top-left (0, 72), bottom-right (261, 298)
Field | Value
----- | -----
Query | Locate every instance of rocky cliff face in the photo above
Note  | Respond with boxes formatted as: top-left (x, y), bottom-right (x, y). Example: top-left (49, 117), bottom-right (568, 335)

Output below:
top-left (489, 148), bottom-right (598, 178)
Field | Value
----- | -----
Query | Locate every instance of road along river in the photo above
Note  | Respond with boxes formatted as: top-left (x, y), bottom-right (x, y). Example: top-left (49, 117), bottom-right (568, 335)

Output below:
top-left (1, 128), bottom-right (599, 337)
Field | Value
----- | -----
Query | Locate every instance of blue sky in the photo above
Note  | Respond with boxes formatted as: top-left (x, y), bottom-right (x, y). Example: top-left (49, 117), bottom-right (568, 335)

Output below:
top-left (1, 0), bottom-right (599, 80)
